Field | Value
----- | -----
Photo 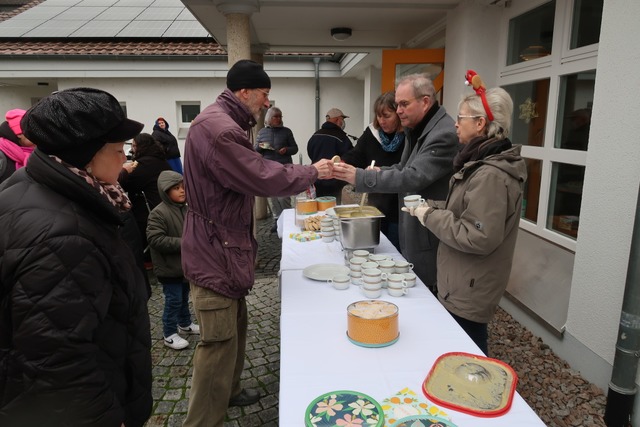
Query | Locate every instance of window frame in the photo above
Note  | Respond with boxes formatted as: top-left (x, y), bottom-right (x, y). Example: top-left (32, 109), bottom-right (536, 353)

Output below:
top-left (177, 101), bottom-right (201, 139)
top-left (497, 0), bottom-right (600, 252)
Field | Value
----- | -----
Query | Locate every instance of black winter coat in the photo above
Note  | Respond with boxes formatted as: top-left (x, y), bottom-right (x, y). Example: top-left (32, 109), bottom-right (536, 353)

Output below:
top-left (119, 146), bottom-right (172, 245)
top-left (342, 125), bottom-right (404, 223)
top-left (0, 149), bottom-right (152, 427)
top-left (152, 127), bottom-right (181, 159)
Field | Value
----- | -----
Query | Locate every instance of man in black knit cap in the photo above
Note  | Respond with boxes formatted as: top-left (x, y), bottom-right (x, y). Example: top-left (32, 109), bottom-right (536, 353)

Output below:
top-left (181, 60), bottom-right (333, 426)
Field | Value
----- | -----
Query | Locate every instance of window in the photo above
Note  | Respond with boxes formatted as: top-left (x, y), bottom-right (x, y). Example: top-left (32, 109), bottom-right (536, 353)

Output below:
top-left (570, 0), bottom-right (604, 49)
top-left (555, 71), bottom-right (595, 151)
top-left (180, 103), bottom-right (200, 124)
top-left (177, 102), bottom-right (201, 138)
top-left (501, 0), bottom-right (602, 247)
top-left (505, 79), bottom-right (550, 147)
top-left (548, 163), bottom-right (584, 238)
top-left (521, 158), bottom-right (542, 223)
top-left (507, 1), bottom-right (555, 65)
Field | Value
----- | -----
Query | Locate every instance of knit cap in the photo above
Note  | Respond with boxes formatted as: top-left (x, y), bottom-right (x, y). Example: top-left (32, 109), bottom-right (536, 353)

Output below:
top-left (226, 60), bottom-right (271, 92)
top-left (6, 108), bottom-right (26, 135)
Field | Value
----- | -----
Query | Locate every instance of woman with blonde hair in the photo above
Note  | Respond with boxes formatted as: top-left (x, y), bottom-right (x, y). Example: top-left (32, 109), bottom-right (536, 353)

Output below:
top-left (403, 71), bottom-right (527, 354)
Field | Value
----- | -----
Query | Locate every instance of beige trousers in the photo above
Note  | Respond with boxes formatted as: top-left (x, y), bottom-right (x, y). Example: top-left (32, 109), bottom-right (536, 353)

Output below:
top-left (182, 285), bottom-right (247, 427)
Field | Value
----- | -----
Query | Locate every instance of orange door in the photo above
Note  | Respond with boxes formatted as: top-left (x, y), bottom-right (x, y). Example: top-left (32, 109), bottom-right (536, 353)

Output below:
top-left (381, 49), bottom-right (445, 102)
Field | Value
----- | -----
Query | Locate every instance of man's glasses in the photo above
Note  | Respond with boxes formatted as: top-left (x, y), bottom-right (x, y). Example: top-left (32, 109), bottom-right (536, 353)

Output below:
top-left (255, 88), bottom-right (270, 97)
top-left (272, 115), bottom-right (282, 118)
top-left (395, 94), bottom-right (430, 110)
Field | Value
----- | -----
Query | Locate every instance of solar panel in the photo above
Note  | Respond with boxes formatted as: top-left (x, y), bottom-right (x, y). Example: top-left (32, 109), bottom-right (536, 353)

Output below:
top-left (71, 19), bottom-right (129, 37)
top-left (137, 7), bottom-right (182, 21)
top-left (40, 0), bottom-right (83, 6)
top-left (176, 8), bottom-right (196, 20)
top-left (0, 19), bottom-right (46, 37)
top-left (113, 0), bottom-right (154, 7)
top-left (163, 20), bottom-right (209, 38)
top-left (11, 6), bottom-right (67, 20)
top-left (24, 19), bottom-right (86, 37)
top-left (151, 0), bottom-right (185, 6)
top-left (96, 6), bottom-right (145, 20)
top-left (0, 0), bottom-right (208, 38)
top-left (55, 6), bottom-right (107, 20)
top-left (117, 19), bottom-right (171, 37)
top-left (77, 0), bottom-right (119, 6)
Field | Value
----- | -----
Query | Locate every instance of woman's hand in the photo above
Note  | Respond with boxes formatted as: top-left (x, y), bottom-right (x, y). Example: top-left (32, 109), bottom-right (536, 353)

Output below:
top-left (401, 205), bottom-right (432, 226)
top-left (332, 162), bottom-right (357, 185)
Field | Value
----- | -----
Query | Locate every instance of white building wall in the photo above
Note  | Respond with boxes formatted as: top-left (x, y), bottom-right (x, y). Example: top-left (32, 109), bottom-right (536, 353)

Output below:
top-left (0, 75), bottom-right (364, 165)
top-left (568, 0), bottom-right (640, 396)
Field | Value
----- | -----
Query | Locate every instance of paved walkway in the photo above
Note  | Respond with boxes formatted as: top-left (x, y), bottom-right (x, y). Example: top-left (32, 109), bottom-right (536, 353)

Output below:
top-left (144, 217), bottom-right (282, 427)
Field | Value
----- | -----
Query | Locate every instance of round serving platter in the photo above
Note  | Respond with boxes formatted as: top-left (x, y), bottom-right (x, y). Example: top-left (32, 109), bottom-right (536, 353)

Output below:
top-left (302, 263), bottom-right (350, 281)
top-left (305, 390), bottom-right (384, 427)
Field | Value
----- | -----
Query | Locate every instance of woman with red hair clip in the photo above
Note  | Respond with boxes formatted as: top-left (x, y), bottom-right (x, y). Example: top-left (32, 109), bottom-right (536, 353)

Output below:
top-left (402, 70), bottom-right (527, 354)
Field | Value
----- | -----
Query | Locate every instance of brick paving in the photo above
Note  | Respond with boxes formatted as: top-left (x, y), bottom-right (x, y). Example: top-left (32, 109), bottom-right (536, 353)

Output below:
top-left (144, 217), bottom-right (282, 427)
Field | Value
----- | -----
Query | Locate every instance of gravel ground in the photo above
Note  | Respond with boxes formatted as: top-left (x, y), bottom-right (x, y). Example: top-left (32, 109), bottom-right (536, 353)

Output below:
top-left (488, 308), bottom-right (607, 426)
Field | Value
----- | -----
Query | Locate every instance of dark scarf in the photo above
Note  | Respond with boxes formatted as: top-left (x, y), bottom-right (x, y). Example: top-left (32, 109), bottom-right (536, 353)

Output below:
top-left (379, 129), bottom-right (404, 152)
top-left (407, 102), bottom-right (439, 151)
top-left (453, 136), bottom-right (513, 172)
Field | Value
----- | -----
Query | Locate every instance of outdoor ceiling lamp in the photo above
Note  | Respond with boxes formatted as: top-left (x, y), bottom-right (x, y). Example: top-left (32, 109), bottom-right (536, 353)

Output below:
top-left (331, 27), bottom-right (352, 41)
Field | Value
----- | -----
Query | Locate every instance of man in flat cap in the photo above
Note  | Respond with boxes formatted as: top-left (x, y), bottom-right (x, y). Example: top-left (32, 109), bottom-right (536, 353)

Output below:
top-left (181, 60), bottom-right (334, 427)
top-left (307, 107), bottom-right (353, 203)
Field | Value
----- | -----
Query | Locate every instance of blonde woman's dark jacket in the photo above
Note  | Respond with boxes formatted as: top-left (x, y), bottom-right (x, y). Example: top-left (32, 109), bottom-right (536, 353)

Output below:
top-left (422, 140), bottom-right (527, 323)
top-left (0, 150), bottom-right (152, 427)
top-left (146, 170), bottom-right (187, 283)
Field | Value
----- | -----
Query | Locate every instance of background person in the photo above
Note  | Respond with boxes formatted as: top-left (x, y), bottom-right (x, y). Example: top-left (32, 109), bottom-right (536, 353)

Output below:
top-left (255, 106), bottom-right (299, 232)
top-left (119, 132), bottom-right (172, 262)
top-left (342, 91), bottom-right (404, 250)
top-left (403, 81), bottom-right (527, 354)
top-left (333, 74), bottom-right (459, 291)
top-left (146, 170), bottom-right (199, 351)
top-left (0, 108), bottom-right (34, 184)
top-left (152, 117), bottom-right (183, 173)
top-left (181, 59), bottom-right (334, 427)
top-left (307, 107), bottom-right (353, 203)
top-left (0, 87), bottom-right (152, 427)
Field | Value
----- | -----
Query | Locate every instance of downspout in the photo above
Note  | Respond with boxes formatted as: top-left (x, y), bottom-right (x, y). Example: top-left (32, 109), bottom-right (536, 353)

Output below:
top-left (313, 57), bottom-right (321, 131)
top-left (605, 185), bottom-right (640, 427)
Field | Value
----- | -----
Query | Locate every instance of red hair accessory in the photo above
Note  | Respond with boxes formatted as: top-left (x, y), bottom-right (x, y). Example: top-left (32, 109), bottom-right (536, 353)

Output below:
top-left (464, 69), bottom-right (494, 122)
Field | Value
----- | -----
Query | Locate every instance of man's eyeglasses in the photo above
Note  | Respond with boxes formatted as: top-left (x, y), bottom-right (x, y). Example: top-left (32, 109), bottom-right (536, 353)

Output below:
top-left (255, 88), bottom-right (270, 97)
top-left (272, 115), bottom-right (282, 118)
top-left (456, 114), bottom-right (484, 123)
top-left (395, 94), bottom-right (430, 110)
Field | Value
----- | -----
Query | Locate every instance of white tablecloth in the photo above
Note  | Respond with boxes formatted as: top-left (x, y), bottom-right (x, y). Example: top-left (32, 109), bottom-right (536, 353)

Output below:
top-left (277, 209), bottom-right (545, 427)
top-left (278, 208), bottom-right (401, 271)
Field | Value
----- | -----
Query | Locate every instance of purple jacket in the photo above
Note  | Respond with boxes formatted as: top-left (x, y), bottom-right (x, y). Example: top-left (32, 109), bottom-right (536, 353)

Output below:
top-left (182, 89), bottom-right (318, 298)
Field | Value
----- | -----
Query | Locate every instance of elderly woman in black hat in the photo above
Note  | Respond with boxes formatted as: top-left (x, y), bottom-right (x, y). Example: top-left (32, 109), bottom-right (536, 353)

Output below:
top-left (0, 88), bottom-right (152, 427)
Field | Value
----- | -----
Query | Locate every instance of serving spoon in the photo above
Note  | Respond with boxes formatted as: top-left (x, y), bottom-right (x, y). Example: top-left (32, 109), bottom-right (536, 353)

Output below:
top-left (360, 160), bottom-right (375, 208)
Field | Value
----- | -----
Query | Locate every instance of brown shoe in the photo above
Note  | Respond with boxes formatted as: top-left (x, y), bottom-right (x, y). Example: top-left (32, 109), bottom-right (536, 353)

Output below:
top-left (229, 388), bottom-right (261, 407)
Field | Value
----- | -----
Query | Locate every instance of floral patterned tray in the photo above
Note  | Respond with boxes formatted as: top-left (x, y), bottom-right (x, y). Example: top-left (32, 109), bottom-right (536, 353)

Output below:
top-left (381, 387), bottom-right (450, 427)
top-left (305, 390), bottom-right (384, 427)
top-left (390, 414), bottom-right (458, 427)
